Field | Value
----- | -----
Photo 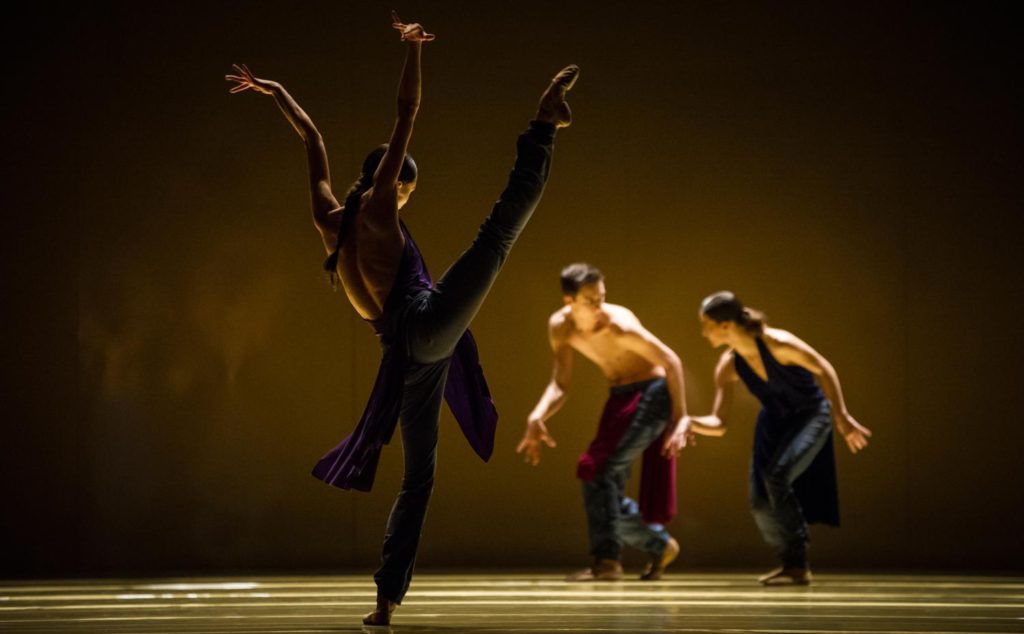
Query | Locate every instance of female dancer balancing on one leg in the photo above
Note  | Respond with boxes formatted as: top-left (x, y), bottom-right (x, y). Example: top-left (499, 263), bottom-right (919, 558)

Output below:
top-left (663, 291), bottom-right (871, 585)
top-left (226, 12), bottom-right (578, 625)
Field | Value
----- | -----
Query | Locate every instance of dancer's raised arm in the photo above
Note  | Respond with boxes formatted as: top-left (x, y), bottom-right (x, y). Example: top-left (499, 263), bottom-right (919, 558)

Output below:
top-left (369, 12), bottom-right (434, 212)
top-left (225, 64), bottom-right (339, 235)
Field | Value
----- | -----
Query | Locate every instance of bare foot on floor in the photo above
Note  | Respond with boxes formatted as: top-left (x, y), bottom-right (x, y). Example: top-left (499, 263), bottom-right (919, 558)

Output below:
top-left (758, 566), bottom-right (812, 586)
top-left (641, 536), bottom-right (680, 581)
top-left (565, 558), bottom-right (624, 581)
top-left (362, 596), bottom-right (397, 626)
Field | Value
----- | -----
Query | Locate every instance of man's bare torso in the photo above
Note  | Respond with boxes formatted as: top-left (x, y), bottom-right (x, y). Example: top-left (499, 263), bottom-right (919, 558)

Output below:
top-left (552, 303), bottom-right (665, 386)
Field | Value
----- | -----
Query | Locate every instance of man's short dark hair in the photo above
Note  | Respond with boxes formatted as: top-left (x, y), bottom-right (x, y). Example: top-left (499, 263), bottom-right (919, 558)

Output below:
top-left (560, 262), bottom-right (604, 297)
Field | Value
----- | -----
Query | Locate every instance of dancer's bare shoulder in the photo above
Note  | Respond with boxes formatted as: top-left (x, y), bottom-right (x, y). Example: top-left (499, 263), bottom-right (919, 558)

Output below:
top-left (315, 204), bottom-right (345, 251)
top-left (601, 303), bottom-right (641, 334)
top-left (762, 327), bottom-right (817, 365)
top-left (548, 306), bottom-right (575, 343)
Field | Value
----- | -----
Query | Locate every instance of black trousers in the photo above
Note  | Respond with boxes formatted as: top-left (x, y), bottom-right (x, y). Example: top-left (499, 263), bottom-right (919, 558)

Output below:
top-left (373, 121), bottom-right (556, 603)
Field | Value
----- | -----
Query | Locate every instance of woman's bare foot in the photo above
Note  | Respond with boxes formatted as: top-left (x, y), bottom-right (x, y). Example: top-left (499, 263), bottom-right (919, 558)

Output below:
top-left (362, 595), bottom-right (398, 626)
top-left (758, 566), bottom-right (812, 585)
top-left (536, 65), bottom-right (580, 128)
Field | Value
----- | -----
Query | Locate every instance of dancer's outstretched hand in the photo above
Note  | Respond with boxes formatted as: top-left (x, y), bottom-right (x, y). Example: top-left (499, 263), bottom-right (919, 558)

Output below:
top-left (661, 416), bottom-right (696, 458)
top-left (836, 413), bottom-right (871, 454)
top-left (391, 10), bottom-right (435, 43)
top-left (225, 64), bottom-right (277, 95)
top-left (536, 64), bottom-right (580, 128)
top-left (516, 418), bottom-right (557, 466)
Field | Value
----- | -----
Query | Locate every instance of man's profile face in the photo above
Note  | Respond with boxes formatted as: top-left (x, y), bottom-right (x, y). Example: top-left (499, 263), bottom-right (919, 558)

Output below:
top-left (566, 280), bottom-right (606, 317)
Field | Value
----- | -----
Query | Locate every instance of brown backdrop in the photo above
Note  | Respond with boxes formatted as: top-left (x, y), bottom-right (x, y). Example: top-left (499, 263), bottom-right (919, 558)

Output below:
top-left (4, 1), bottom-right (1022, 576)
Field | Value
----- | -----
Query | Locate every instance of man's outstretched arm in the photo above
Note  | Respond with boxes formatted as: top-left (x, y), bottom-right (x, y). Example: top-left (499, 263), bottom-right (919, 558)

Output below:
top-left (517, 322), bottom-right (573, 466)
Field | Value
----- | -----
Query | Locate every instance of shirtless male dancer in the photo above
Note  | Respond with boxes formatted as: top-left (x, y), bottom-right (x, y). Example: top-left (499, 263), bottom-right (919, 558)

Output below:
top-left (227, 13), bottom-right (578, 625)
top-left (517, 263), bottom-right (722, 581)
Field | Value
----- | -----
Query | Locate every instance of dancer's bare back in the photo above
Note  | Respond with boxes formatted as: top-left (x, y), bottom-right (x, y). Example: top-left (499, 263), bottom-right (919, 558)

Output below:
top-left (320, 188), bottom-right (405, 320)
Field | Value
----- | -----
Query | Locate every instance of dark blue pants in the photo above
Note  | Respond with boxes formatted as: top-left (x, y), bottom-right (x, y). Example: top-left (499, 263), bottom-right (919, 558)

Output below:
top-left (373, 122), bottom-right (555, 603)
top-left (582, 379), bottom-right (673, 561)
top-left (749, 400), bottom-right (833, 569)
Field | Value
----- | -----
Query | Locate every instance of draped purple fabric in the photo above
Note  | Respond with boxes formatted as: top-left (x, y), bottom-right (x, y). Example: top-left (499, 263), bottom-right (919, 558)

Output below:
top-left (312, 222), bottom-right (497, 491)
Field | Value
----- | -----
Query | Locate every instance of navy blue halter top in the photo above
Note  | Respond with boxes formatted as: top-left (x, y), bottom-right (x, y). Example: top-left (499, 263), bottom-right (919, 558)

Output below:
top-left (733, 335), bottom-right (839, 526)
top-left (733, 336), bottom-right (824, 418)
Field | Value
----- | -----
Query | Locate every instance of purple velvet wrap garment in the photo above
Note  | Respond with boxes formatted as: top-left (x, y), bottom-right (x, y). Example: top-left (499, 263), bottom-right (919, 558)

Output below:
top-left (311, 221), bottom-right (498, 491)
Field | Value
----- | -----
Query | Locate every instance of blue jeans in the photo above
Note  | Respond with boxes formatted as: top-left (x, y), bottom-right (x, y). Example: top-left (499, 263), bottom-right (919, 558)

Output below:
top-left (749, 400), bottom-right (833, 569)
top-left (582, 379), bottom-right (672, 561)
top-left (373, 122), bottom-right (555, 604)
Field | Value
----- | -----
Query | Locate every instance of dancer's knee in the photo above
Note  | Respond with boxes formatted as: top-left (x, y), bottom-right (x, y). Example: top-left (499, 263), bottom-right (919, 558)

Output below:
top-left (400, 473), bottom-right (434, 499)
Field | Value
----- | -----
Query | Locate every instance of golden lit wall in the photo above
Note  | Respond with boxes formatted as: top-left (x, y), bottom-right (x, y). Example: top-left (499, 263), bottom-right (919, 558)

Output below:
top-left (5, 2), bottom-right (1022, 575)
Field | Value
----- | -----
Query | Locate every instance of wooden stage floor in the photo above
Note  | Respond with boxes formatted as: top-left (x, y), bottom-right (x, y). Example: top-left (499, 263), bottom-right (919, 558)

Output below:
top-left (1, 573), bottom-right (1021, 633)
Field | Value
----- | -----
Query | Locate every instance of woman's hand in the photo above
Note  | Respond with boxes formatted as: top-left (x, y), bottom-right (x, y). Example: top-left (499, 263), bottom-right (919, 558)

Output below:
top-left (391, 10), bottom-right (435, 43)
top-left (225, 63), bottom-right (277, 95)
top-left (835, 412), bottom-right (872, 454)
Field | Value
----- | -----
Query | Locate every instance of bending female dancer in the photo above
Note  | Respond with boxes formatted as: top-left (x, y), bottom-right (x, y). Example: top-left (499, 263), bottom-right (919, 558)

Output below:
top-left (664, 291), bottom-right (871, 585)
top-left (226, 13), bottom-right (578, 625)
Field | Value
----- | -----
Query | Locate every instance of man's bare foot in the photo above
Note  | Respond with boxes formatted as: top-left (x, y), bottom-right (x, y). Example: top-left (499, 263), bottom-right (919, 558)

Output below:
top-left (640, 536), bottom-right (680, 581)
top-left (565, 557), bottom-right (624, 581)
top-left (758, 566), bottom-right (812, 586)
top-left (536, 64), bottom-right (580, 128)
top-left (362, 595), bottom-right (398, 626)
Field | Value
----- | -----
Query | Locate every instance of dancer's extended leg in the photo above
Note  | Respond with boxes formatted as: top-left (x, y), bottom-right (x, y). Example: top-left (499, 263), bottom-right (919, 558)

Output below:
top-left (409, 66), bottom-right (579, 363)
